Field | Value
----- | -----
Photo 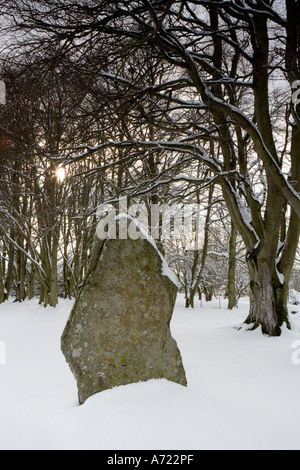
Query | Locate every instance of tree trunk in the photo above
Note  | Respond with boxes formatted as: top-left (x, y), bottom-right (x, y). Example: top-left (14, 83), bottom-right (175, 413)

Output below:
top-left (245, 252), bottom-right (290, 336)
top-left (228, 221), bottom-right (237, 309)
top-left (15, 239), bottom-right (26, 302)
top-left (49, 233), bottom-right (58, 307)
top-left (39, 232), bottom-right (59, 308)
top-left (4, 240), bottom-right (14, 301)
top-left (28, 264), bottom-right (35, 300)
top-left (205, 288), bottom-right (213, 302)
top-left (185, 183), bottom-right (214, 309)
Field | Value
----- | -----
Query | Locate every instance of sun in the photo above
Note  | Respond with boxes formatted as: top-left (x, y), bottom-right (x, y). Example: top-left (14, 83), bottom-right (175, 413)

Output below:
top-left (56, 167), bottom-right (66, 183)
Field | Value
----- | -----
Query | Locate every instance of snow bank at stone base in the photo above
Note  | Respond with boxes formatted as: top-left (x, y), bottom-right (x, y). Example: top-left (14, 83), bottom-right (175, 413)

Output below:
top-left (0, 295), bottom-right (300, 450)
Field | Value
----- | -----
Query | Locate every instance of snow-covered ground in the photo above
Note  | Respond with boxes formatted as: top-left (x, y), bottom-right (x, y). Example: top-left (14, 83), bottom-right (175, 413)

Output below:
top-left (0, 294), bottom-right (300, 450)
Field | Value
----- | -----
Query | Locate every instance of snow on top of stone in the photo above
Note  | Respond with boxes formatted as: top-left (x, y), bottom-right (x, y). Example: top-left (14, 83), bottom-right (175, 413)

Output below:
top-left (115, 214), bottom-right (178, 287)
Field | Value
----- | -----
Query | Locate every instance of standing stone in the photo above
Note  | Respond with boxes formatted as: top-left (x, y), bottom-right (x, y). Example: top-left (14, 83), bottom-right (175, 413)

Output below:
top-left (61, 232), bottom-right (187, 405)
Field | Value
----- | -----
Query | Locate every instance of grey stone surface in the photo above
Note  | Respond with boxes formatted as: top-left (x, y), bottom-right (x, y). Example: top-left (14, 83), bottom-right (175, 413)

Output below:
top-left (61, 235), bottom-right (187, 404)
